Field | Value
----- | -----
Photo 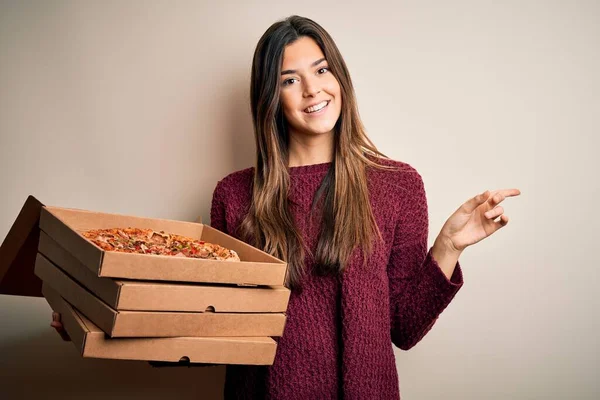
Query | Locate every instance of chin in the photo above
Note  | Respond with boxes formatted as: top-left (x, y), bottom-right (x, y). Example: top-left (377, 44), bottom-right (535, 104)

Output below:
top-left (287, 116), bottom-right (339, 137)
top-left (305, 126), bottom-right (335, 136)
top-left (303, 120), bottom-right (338, 134)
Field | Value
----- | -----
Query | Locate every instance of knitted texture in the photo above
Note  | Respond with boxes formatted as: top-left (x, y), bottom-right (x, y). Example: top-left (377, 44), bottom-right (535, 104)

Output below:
top-left (210, 159), bottom-right (464, 400)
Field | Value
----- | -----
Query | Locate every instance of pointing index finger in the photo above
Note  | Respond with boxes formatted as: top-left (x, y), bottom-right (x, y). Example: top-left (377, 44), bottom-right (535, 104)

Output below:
top-left (487, 189), bottom-right (521, 205)
top-left (501, 188), bottom-right (521, 197)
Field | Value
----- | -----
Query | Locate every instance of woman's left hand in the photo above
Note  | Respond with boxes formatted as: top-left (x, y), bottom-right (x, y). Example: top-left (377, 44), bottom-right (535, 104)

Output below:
top-left (436, 188), bottom-right (521, 253)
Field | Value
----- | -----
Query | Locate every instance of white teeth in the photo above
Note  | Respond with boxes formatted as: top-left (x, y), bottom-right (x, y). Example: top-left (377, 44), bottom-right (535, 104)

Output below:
top-left (305, 101), bottom-right (328, 113)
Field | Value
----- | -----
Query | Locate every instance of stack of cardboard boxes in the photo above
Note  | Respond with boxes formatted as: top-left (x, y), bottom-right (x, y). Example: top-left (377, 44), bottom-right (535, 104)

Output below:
top-left (2, 198), bottom-right (290, 365)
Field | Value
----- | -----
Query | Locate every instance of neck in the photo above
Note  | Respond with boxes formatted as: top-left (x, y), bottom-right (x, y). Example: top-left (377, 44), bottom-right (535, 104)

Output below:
top-left (287, 130), bottom-right (334, 167)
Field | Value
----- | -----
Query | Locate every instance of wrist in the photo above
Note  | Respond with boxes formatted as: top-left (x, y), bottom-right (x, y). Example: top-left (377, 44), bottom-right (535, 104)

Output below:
top-left (433, 234), bottom-right (462, 257)
top-left (431, 235), bottom-right (462, 281)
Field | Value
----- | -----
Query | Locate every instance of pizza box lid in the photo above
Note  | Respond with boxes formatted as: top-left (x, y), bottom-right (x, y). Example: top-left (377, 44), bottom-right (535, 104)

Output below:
top-left (0, 195), bottom-right (44, 297)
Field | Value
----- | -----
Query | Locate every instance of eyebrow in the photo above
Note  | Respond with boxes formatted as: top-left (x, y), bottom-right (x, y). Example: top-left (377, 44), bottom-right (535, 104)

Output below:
top-left (281, 58), bottom-right (327, 75)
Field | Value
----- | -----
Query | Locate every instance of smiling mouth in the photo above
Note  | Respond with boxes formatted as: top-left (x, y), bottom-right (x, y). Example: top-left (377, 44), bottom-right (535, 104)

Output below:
top-left (304, 100), bottom-right (330, 114)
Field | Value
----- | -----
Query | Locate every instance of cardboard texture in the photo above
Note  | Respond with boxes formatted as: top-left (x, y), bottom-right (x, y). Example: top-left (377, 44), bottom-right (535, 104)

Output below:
top-left (0, 195), bottom-right (44, 297)
top-left (42, 283), bottom-right (277, 365)
top-left (39, 206), bottom-right (287, 286)
top-left (35, 253), bottom-right (287, 338)
top-left (38, 231), bottom-right (291, 312)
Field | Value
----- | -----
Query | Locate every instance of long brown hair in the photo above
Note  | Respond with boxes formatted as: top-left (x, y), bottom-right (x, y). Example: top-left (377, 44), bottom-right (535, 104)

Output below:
top-left (240, 15), bottom-right (393, 291)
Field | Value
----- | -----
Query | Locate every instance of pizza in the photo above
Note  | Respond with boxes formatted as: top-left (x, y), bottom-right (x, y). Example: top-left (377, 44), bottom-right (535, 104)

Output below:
top-left (80, 228), bottom-right (240, 262)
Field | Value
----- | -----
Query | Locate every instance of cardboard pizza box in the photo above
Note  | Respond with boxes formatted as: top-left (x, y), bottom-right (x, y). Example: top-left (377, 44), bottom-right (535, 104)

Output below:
top-left (35, 253), bottom-right (287, 338)
top-left (38, 231), bottom-right (291, 312)
top-left (0, 196), bottom-right (289, 296)
top-left (38, 206), bottom-right (287, 286)
top-left (0, 196), bottom-right (44, 297)
top-left (42, 283), bottom-right (277, 365)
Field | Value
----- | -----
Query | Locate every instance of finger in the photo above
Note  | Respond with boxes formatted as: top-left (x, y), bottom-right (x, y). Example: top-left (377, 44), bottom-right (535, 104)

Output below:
top-left (52, 312), bottom-right (60, 322)
top-left (498, 214), bottom-right (509, 226)
top-left (488, 193), bottom-right (502, 206)
top-left (491, 214), bottom-right (509, 232)
top-left (50, 321), bottom-right (63, 329)
top-left (462, 190), bottom-right (492, 213)
top-left (494, 188), bottom-right (520, 196)
top-left (488, 189), bottom-right (521, 205)
top-left (502, 188), bottom-right (521, 197)
top-left (58, 330), bottom-right (71, 341)
top-left (484, 206), bottom-right (504, 219)
top-left (50, 322), bottom-right (71, 341)
top-left (488, 189), bottom-right (522, 206)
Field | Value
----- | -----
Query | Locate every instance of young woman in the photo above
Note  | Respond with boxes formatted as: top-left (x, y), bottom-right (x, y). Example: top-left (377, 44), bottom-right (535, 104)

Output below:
top-left (53, 15), bottom-right (520, 400)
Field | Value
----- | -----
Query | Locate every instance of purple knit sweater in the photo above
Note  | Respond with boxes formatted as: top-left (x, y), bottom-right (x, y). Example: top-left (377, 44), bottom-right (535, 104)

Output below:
top-left (209, 158), bottom-right (464, 400)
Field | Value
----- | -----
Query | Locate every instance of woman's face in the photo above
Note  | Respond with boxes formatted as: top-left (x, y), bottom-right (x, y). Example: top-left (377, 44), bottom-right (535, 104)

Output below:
top-left (279, 36), bottom-right (342, 139)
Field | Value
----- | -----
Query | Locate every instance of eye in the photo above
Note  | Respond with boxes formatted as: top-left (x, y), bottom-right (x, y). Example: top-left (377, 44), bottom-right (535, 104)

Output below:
top-left (282, 78), bottom-right (297, 86)
top-left (317, 67), bottom-right (329, 74)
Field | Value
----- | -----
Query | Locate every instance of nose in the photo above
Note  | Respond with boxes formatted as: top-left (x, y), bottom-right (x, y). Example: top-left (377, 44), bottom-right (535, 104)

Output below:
top-left (302, 75), bottom-right (321, 97)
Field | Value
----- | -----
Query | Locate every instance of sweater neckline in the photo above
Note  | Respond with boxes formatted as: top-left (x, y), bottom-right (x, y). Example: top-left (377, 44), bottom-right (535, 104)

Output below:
top-left (288, 161), bottom-right (332, 176)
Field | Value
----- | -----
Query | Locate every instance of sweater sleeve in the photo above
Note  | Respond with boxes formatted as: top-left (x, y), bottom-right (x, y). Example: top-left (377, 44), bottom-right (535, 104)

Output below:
top-left (210, 179), bottom-right (228, 233)
top-left (387, 169), bottom-right (463, 351)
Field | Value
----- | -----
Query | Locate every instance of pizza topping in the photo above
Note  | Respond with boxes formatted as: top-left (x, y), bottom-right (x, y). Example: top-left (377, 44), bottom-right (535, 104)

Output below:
top-left (81, 227), bottom-right (240, 262)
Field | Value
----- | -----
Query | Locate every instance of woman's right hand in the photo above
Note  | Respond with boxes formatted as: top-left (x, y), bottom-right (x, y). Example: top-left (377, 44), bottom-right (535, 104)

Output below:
top-left (51, 312), bottom-right (71, 341)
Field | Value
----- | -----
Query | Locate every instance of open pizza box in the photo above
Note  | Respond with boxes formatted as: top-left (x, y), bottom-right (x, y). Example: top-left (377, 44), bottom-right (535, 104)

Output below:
top-left (38, 231), bottom-right (290, 312)
top-left (35, 252), bottom-right (287, 338)
top-left (42, 282), bottom-right (277, 365)
top-left (40, 205), bottom-right (287, 286)
top-left (0, 195), bottom-right (289, 298)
